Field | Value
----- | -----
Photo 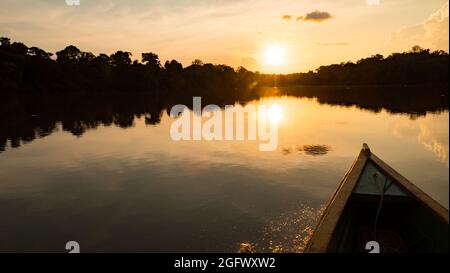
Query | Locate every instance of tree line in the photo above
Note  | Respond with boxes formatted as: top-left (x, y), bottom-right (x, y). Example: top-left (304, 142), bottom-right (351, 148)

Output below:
top-left (276, 46), bottom-right (449, 86)
top-left (0, 37), bottom-right (448, 96)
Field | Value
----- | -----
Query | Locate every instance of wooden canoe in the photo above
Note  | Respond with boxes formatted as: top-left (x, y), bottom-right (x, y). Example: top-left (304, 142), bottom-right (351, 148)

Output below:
top-left (305, 144), bottom-right (449, 253)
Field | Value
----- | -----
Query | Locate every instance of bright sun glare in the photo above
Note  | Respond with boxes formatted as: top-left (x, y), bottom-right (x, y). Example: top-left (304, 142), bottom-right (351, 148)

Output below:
top-left (263, 45), bottom-right (286, 66)
top-left (268, 105), bottom-right (284, 123)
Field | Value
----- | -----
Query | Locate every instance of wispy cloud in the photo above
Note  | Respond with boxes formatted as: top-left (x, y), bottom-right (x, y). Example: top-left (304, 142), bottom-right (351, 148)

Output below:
top-left (366, 0), bottom-right (381, 6)
top-left (315, 42), bottom-right (349, 46)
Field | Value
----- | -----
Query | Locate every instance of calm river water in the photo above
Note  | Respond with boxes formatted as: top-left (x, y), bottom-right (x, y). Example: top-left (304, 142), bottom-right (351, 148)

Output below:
top-left (0, 94), bottom-right (448, 252)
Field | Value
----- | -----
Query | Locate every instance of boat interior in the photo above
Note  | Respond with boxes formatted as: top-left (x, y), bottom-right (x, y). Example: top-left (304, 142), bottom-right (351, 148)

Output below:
top-left (328, 160), bottom-right (449, 253)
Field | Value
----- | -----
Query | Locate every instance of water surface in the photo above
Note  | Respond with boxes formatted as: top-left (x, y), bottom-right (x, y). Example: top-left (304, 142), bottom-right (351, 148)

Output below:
top-left (0, 93), bottom-right (448, 252)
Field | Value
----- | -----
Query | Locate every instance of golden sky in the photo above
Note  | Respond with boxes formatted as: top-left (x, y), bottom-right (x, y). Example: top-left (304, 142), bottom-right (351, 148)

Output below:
top-left (0, 0), bottom-right (448, 73)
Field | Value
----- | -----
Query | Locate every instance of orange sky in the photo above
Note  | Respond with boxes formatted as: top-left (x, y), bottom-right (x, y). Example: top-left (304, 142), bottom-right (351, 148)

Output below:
top-left (0, 0), bottom-right (448, 73)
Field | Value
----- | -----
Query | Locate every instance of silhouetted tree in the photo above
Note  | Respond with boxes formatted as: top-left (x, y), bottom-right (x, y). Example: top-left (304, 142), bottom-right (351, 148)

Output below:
top-left (28, 47), bottom-right (53, 60)
top-left (56, 45), bottom-right (83, 64)
top-left (93, 53), bottom-right (111, 66)
top-left (411, 45), bottom-right (428, 53)
top-left (164, 60), bottom-right (183, 72)
top-left (192, 59), bottom-right (203, 66)
top-left (79, 52), bottom-right (95, 64)
top-left (142, 52), bottom-right (161, 70)
top-left (10, 42), bottom-right (28, 55)
top-left (110, 51), bottom-right (132, 67)
top-left (0, 37), bottom-right (11, 46)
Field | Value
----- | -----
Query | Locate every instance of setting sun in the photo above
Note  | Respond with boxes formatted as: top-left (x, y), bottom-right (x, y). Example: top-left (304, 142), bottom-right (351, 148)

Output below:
top-left (263, 45), bottom-right (286, 66)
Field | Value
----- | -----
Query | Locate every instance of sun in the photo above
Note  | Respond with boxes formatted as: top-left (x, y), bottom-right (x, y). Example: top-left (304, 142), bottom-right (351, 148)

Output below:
top-left (263, 44), bottom-right (286, 66)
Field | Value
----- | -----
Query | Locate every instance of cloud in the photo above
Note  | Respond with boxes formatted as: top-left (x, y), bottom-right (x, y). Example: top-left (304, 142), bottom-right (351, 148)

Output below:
top-left (297, 10), bottom-right (333, 22)
top-left (392, 2), bottom-right (449, 51)
top-left (366, 0), bottom-right (380, 6)
top-left (281, 15), bottom-right (292, 20)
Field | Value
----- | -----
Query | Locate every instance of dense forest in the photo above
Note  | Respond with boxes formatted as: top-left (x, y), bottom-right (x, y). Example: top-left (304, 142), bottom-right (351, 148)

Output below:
top-left (0, 37), bottom-right (448, 96)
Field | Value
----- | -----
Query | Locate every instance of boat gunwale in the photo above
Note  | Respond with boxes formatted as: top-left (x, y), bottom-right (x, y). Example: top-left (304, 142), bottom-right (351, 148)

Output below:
top-left (305, 144), bottom-right (370, 252)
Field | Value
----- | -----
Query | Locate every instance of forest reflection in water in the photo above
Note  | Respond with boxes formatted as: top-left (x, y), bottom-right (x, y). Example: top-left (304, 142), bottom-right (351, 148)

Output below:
top-left (0, 85), bottom-right (448, 252)
top-left (0, 84), bottom-right (447, 152)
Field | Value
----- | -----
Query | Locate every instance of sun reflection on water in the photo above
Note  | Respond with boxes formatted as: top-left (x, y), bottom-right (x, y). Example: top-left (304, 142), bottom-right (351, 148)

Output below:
top-left (268, 104), bottom-right (284, 123)
top-left (238, 204), bottom-right (324, 253)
